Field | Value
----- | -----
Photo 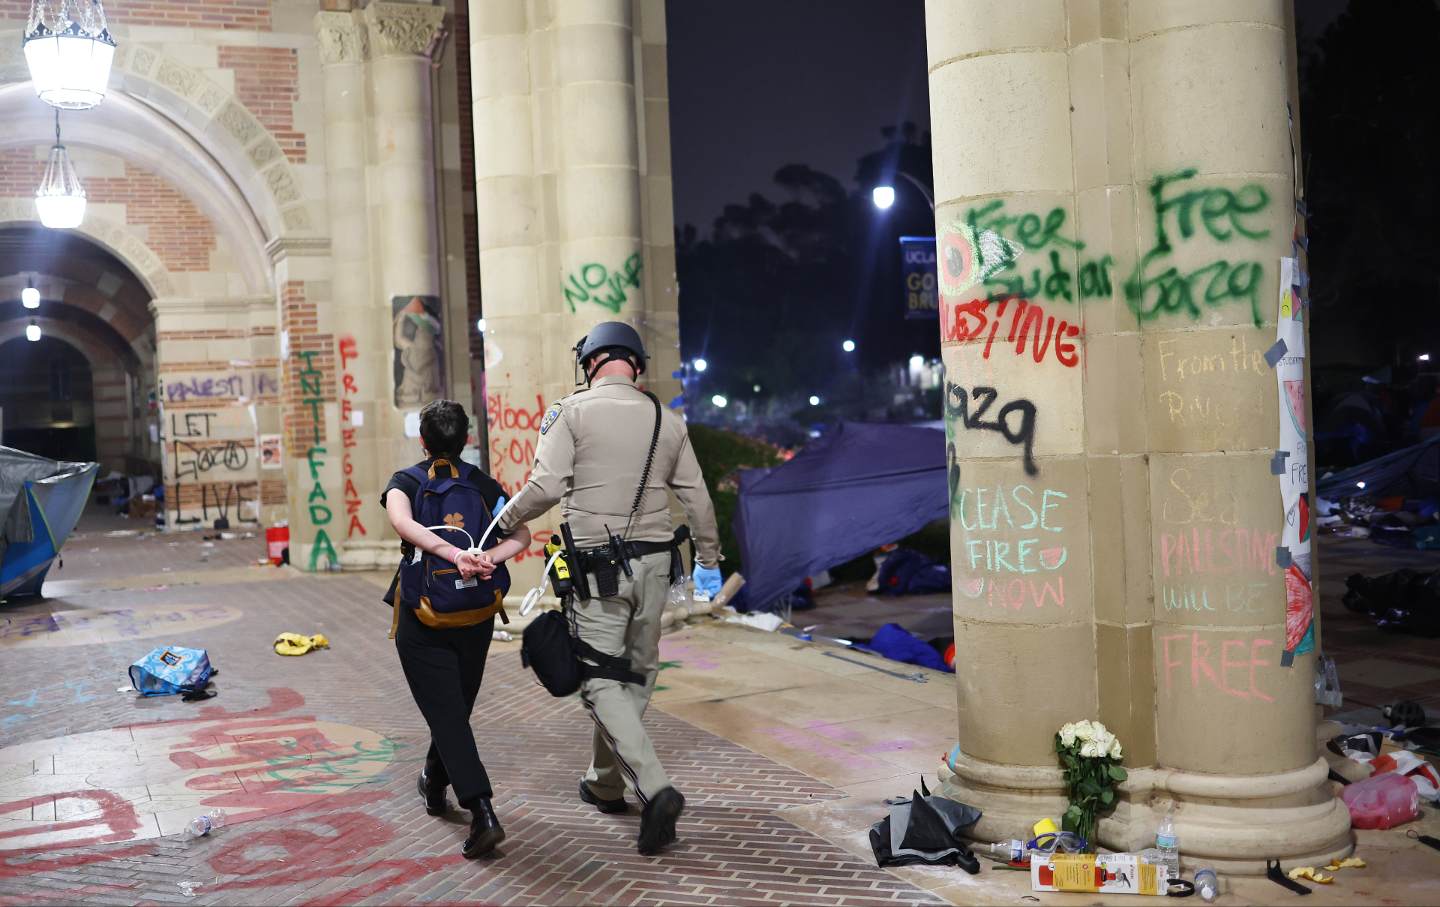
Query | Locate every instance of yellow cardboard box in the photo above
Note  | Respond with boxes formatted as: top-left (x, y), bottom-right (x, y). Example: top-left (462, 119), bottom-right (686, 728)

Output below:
top-left (1031, 853), bottom-right (1165, 896)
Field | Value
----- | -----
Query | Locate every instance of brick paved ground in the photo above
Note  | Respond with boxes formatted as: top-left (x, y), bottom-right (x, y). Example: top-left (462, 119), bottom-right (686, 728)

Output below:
top-left (0, 519), bottom-right (945, 906)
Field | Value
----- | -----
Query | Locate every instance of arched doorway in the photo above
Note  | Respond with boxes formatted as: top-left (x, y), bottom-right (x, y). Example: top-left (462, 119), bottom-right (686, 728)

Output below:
top-left (0, 336), bottom-right (95, 461)
top-left (0, 225), bottom-right (156, 475)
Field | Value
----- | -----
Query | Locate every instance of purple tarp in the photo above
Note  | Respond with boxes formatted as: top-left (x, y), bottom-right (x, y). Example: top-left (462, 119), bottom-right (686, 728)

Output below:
top-left (733, 422), bottom-right (949, 611)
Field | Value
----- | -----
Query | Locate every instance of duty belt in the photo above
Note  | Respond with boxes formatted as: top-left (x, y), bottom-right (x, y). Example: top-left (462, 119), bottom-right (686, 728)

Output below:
top-left (577, 525), bottom-right (691, 566)
top-left (573, 525), bottom-right (691, 599)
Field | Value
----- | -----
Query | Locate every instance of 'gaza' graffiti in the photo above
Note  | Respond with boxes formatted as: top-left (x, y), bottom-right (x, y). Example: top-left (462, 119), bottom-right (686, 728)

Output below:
top-left (944, 382), bottom-right (1038, 477)
top-left (1125, 168), bottom-right (1271, 327)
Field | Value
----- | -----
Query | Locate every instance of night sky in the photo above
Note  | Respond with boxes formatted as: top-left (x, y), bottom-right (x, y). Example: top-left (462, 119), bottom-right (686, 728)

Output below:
top-left (667, 0), bottom-right (931, 232)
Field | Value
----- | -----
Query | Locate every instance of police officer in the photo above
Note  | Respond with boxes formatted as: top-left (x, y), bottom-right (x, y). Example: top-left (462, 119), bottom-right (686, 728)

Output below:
top-left (496, 321), bottom-right (723, 855)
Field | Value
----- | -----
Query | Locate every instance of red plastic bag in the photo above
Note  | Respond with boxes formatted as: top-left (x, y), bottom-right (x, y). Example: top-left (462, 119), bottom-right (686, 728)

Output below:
top-left (1341, 771), bottom-right (1421, 829)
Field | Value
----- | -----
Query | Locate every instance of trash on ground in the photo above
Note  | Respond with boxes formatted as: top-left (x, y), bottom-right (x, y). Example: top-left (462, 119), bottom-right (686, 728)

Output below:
top-left (274, 632), bottom-right (330, 656)
top-left (129, 646), bottom-right (216, 698)
top-left (1325, 857), bottom-right (1366, 871)
top-left (721, 609), bottom-right (785, 632)
top-left (1266, 860), bottom-right (1313, 894)
top-left (1369, 750), bottom-right (1440, 801)
top-left (185, 808), bottom-right (227, 839)
top-left (854, 622), bottom-right (953, 673)
top-left (868, 778), bottom-right (980, 872)
top-left (1031, 853), bottom-right (1166, 896)
top-left (1287, 866), bottom-right (1335, 884)
top-left (1341, 770), bottom-right (1422, 828)
top-left (1343, 569), bottom-right (1440, 637)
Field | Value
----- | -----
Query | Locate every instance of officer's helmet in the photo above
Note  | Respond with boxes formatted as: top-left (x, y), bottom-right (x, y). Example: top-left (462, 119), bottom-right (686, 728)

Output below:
top-left (575, 321), bottom-right (647, 375)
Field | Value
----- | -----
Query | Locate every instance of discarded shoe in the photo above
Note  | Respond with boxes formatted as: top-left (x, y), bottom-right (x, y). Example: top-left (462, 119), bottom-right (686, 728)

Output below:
top-left (579, 780), bottom-right (628, 814)
top-left (418, 770), bottom-right (449, 817)
top-left (637, 787), bottom-right (684, 855)
top-left (463, 799), bottom-right (505, 858)
top-left (274, 633), bottom-right (329, 656)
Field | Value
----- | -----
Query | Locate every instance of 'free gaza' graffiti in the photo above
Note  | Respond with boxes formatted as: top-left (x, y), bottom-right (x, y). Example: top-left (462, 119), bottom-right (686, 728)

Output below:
top-left (1125, 168), bottom-right (1272, 327)
top-left (945, 382), bottom-right (1039, 477)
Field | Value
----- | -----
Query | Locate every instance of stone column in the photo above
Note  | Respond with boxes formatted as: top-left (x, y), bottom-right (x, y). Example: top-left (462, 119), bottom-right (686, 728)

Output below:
top-left (317, 9), bottom-right (388, 567)
top-left (928, 0), bottom-right (1349, 872)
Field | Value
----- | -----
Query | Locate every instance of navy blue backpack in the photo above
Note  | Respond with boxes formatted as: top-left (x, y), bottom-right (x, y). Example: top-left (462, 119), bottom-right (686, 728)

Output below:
top-left (395, 458), bottom-right (511, 630)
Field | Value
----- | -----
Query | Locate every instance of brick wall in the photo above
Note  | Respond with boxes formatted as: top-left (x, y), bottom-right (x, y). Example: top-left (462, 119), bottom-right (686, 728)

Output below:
top-left (0, 0), bottom-right (270, 30)
top-left (0, 149), bottom-right (217, 272)
top-left (218, 46), bottom-right (305, 163)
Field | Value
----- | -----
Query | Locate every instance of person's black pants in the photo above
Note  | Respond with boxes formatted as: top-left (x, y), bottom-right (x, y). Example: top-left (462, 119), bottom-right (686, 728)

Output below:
top-left (394, 605), bottom-right (495, 808)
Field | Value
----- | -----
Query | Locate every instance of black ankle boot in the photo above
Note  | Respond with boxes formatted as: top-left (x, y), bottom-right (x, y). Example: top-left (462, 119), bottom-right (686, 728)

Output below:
top-left (418, 770), bottom-right (450, 817)
top-left (463, 799), bottom-right (505, 858)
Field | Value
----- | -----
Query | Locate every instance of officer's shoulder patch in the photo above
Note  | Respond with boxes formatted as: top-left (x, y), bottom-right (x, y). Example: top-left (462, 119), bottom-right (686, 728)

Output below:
top-left (540, 403), bottom-right (563, 435)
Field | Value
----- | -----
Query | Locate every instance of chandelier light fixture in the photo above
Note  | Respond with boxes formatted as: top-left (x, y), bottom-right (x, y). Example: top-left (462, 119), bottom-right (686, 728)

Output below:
top-left (22, 277), bottom-right (41, 309)
top-left (23, 0), bottom-right (116, 110)
top-left (26, 320), bottom-right (42, 342)
top-left (35, 110), bottom-right (86, 230)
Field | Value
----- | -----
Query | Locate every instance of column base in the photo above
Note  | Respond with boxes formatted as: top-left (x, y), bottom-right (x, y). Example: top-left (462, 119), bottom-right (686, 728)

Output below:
top-left (939, 749), bottom-right (1353, 874)
top-left (338, 540), bottom-right (395, 571)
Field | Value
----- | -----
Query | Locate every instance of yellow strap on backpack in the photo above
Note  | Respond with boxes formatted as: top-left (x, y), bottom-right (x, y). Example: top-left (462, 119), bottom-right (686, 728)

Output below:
top-left (274, 632), bottom-right (330, 656)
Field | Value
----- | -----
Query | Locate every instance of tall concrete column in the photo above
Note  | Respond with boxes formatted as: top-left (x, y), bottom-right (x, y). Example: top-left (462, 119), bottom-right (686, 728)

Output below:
top-left (316, 10), bottom-right (388, 567)
top-left (928, 0), bottom-right (1349, 872)
top-left (470, 0), bottom-right (671, 589)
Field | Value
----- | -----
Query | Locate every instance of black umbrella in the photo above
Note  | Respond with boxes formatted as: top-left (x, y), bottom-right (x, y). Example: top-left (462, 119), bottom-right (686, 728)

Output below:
top-left (868, 778), bottom-right (981, 872)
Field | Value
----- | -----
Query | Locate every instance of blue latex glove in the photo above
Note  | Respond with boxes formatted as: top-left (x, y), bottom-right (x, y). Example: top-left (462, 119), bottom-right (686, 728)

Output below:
top-left (693, 565), bottom-right (723, 598)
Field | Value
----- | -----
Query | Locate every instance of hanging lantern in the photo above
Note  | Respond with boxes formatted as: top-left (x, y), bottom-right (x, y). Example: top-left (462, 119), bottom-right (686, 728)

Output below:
top-left (26, 321), bottom-right (42, 342)
top-left (22, 277), bottom-right (41, 309)
top-left (35, 110), bottom-right (86, 229)
top-left (23, 0), bottom-right (117, 110)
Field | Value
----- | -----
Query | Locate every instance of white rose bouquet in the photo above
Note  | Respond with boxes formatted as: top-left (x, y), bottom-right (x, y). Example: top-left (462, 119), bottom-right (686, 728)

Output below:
top-left (1054, 719), bottom-right (1127, 851)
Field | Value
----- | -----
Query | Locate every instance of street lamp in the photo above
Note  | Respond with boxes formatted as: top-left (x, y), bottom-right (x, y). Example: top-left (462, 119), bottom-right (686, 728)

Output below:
top-left (475, 317), bottom-right (487, 333)
top-left (26, 320), bottom-right (41, 342)
top-left (842, 338), bottom-right (856, 353)
top-left (808, 395), bottom-right (821, 406)
top-left (1420, 353), bottom-right (1431, 363)
top-left (871, 186), bottom-right (895, 210)
top-left (693, 357), bottom-right (708, 373)
top-left (711, 394), bottom-right (728, 409)
top-left (22, 278), bottom-right (40, 309)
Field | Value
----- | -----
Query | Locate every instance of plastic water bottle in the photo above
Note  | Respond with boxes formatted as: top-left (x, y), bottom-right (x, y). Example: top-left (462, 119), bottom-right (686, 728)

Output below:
top-left (977, 839), bottom-right (1027, 864)
top-left (1195, 867), bottom-right (1219, 902)
top-left (185, 808), bottom-right (227, 839)
top-left (1155, 807), bottom-right (1180, 879)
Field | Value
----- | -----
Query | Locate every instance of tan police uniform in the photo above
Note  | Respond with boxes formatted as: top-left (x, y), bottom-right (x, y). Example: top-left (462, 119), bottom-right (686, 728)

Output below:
top-left (499, 374), bottom-right (721, 806)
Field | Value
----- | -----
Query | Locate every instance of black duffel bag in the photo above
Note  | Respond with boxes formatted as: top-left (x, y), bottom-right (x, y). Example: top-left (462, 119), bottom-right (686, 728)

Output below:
top-left (520, 608), bottom-right (646, 697)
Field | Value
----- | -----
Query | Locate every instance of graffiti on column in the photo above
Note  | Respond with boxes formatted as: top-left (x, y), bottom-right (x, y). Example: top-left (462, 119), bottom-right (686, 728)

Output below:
top-left (164, 370), bottom-right (279, 404)
top-left (1124, 168), bottom-right (1272, 327)
top-left (943, 382), bottom-right (1038, 477)
top-left (562, 253), bottom-right (643, 313)
top-left (946, 464), bottom-right (1071, 610)
top-left (392, 296), bottom-right (444, 407)
top-left (338, 336), bottom-right (367, 540)
top-left (484, 389), bottom-right (553, 562)
top-left (297, 350), bottom-right (337, 571)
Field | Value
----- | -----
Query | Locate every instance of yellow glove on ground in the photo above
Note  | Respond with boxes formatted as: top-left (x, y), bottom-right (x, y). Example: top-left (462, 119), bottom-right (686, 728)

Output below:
top-left (274, 632), bottom-right (330, 656)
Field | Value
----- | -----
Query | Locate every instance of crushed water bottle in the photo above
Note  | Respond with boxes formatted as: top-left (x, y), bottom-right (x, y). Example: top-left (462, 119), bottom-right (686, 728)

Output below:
top-left (1195, 867), bottom-right (1219, 902)
top-left (185, 808), bottom-right (227, 839)
top-left (668, 576), bottom-right (690, 608)
top-left (976, 839), bottom-right (1028, 864)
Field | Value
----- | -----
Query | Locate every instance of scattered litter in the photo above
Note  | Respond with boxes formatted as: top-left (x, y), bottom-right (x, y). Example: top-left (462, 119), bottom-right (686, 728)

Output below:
top-left (1369, 750), bottom-right (1440, 801)
top-left (116, 685), bottom-right (132, 693)
top-left (1266, 860), bottom-right (1312, 895)
top-left (274, 633), bottom-right (329, 656)
top-left (1409, 828), bottom-right (1440, 852)
top-left (1342, 771), bottom-right (1422, 828)
top-left (220, 532), bottom-right (237, 540)
top-left (129, 646), bottom-right (216, 699)
top-left (493, 630), bottom-right (513, 642)
top-left (1343, 569), bottom-right (1440, 636)
top-left (854, 622), bottom-right (953, 673)
top-left (185, 808), bottom-right (227, 839)
top-left (177, 880), bottom-right (200, 898)
top-left (104, 530), bottom-right (140, 538)
top-left (722, 610), bottom-right (785, 632)
top-left (1324, 857), bottom-right (1366, 871)
top-left (823, 649), bottom-right (928, 683)
top-left (202, 542), bottom-right (216, 548)
top-left (1287, 866), bottom-right (1334, 884)
top-left (868, 777), bottom-right (980, 872)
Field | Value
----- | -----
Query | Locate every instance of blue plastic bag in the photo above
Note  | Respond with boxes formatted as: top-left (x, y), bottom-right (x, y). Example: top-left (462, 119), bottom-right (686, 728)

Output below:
top-left (129, 646), bottom-right (213, 696)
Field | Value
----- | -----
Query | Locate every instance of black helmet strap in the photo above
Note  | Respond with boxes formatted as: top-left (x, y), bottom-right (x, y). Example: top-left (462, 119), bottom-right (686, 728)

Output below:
top-left (581, 348), bottom-right (642, 385)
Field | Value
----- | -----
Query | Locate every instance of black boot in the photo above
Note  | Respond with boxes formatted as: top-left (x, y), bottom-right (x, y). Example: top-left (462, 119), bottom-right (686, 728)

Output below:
top-left (637, 787), bottom-right (684, 856)
top-left (417, 769), bottom-right (450, 817)
top-left (463, 799), bottom-right (505, 859)
top-left (579, 780), bottom-right (629, 814)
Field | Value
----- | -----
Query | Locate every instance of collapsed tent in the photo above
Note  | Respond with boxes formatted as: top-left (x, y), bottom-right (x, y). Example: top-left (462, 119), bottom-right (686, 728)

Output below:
top-left (1, 446), bottom-right (98, 601)
top-left (733, 422), bottom-right (948, 611)
top-left (1317, 433), bottom-right (1440, 500)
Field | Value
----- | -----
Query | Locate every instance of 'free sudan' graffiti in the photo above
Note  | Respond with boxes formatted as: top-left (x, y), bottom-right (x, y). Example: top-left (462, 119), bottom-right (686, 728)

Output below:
top-left (1125, 168), bottom-right (1272, 327)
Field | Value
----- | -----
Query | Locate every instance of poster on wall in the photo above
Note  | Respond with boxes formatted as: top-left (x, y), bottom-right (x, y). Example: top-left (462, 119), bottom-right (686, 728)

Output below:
top-left (392, 295), bottom-right (444, 407)
top-left (1274, 257), bottom-right (1313, 663)
top-left (259, 433), bottom-right (282, 470)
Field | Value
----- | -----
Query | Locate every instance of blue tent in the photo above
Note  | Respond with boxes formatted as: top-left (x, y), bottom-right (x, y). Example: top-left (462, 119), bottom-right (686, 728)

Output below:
top-left (1, 446), bottom-right (97, 601)
top-left (1317, 433), bottom-right (1440, 500)
top-left (733, 422), bottom-right (949, 611)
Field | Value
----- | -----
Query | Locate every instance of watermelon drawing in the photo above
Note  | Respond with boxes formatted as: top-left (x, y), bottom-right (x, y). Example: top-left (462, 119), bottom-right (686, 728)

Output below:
top-left (1283, 379), bottom-right (1307, 437)
top-left (1284, 564), bottom-right (1313, 652)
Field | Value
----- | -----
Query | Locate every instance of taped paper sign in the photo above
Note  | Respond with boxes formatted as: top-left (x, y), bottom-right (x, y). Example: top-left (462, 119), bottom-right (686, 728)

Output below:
top-left (1276, 257), bottom-right (1313, 661)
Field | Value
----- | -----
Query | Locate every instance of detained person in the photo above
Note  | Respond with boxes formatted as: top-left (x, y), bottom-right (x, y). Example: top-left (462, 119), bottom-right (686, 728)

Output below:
top-left (381, 400), bottom-right (531, 858)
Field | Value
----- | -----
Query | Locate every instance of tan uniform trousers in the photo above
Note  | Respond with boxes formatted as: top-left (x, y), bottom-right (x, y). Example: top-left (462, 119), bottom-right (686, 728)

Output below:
top-left (575, 550), bottom-right (673, 805)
